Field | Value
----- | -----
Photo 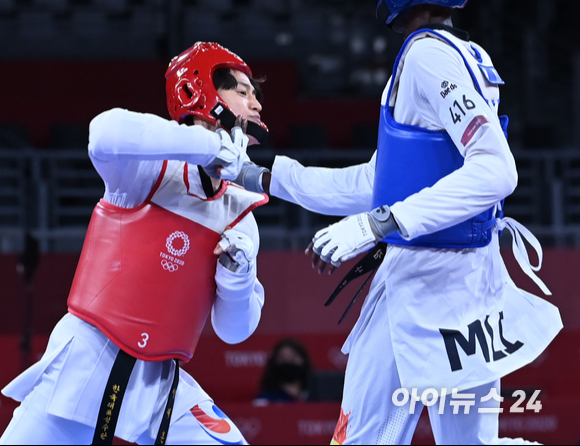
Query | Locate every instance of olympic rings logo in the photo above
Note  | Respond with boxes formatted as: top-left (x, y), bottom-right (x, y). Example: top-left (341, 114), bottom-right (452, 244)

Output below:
top-left (166, 231), bottom-right (190, 257)
top-left (161, 259), bottom-right (179, 273)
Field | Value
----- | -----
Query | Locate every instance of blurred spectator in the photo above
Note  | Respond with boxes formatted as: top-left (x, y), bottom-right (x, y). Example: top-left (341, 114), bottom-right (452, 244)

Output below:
top-left (255, 338), bottom-right (312, 404)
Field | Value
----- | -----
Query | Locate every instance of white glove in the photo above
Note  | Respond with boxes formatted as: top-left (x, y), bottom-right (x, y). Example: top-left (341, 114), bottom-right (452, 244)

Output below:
top-left (215, 229), bottom-right (256, 274)
top-left (204, 127), bottom-right (249, 180)
top-left (312, 206), bottom-right (398, 268)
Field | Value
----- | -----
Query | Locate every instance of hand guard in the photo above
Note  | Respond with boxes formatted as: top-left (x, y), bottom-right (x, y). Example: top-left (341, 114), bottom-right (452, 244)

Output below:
top-left (312, 206), bottom-right (397, 268)
top-left (204, 127), bottom-right (249, 181)
top-left (217, 229), bottom-right (255, 274)
top-left (232, 161), bottom-right (270, 193)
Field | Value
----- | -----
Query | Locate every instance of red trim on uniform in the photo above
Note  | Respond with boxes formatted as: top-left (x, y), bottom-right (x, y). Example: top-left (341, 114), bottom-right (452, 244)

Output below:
top-left (187, 179), bottom-right (228, 201)
top-left (461, 115), bottom-right (489, 146)
top-left (184, 161), bottom-right (228, 201)
top-left (145, 160), bottom-right (168, 203)
top-left (183, 162), bottom-right (191, 192)
top-left (227, 193), bottom-right (269, 230)
top-left (201, 181), bottom-right (227, 201)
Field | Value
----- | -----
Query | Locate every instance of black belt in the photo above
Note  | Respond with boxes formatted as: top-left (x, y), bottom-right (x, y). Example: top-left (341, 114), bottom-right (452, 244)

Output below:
top-left (326, 243), bottom-right (387, 324)
top-left (92, 350), bottom-right (180, 446)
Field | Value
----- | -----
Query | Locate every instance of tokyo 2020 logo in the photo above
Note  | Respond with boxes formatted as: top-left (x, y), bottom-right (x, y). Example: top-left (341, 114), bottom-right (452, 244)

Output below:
top-left (166, 231), bottom-right (190, 257)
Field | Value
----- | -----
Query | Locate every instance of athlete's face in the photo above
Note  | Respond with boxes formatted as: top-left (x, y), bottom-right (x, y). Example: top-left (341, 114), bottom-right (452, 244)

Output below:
top-left (218, 70), bottom-right (263, 146)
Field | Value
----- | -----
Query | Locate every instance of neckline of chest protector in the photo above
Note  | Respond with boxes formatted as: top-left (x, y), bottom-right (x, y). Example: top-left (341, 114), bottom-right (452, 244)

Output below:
top-left (385, 28), bottom-right (496, 110)
top-left (383, 29), bottom-right (552, 296)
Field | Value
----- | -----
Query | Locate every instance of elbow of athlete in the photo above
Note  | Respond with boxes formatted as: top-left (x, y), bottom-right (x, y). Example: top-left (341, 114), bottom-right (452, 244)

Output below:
top-left (508, 169), bottom-right (518, 195)
top-left (214, 320), bottom-right (258, 345)
top-left (211, 302), bottom-right (261, 345)
top-left (217, 332), bottom-right (250, 346)
top-left (88, 108), bottom-right (125, 161)
top-left (495, 164), bottom-right (518, 199)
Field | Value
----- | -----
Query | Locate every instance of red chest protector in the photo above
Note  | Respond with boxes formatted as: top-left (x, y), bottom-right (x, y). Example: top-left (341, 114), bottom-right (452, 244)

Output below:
top-left (68, 161), bottom-right (268, 362)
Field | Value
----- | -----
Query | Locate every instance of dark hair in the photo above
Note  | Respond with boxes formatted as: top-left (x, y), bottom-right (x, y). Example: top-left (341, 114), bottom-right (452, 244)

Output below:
top-left (259, 338), bottom-right (313, 393)
top-left (213, 68), bottom-right (265, 104)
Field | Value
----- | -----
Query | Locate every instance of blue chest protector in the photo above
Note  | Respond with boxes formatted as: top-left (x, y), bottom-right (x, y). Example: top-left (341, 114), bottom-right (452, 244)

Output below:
top-left (372, 29), bottom-right (508, 249)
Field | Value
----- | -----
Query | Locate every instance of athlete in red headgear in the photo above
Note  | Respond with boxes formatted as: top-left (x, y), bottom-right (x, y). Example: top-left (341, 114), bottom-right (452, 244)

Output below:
top-left (1, 42), bottom-right (268, 445)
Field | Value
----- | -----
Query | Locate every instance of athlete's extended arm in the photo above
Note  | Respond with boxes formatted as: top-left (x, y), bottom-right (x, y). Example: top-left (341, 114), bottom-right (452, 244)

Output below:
top-left (88, 108), bottom-right (247, 208)
top-left (211, 213), bottom-right (264, 344)
top-left (270, 155), bottom-right (377, 216)
top-left (90, 108), bottom-right (222, 165)
top-left (235, 153), bottom-right (377, 216)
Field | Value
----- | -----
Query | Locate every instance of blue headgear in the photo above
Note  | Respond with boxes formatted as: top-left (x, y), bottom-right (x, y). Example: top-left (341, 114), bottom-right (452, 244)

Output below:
top-left (377, 0), bottom-right (469, 25)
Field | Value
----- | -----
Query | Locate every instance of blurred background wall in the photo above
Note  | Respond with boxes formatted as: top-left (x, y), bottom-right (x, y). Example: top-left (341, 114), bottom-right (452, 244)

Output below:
top-left (0, 0), bottom-right (579, 444)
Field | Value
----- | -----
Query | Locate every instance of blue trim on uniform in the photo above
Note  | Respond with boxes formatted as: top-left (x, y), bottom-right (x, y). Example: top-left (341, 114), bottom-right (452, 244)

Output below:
top-left (470, 45), bottom-right (484, 63)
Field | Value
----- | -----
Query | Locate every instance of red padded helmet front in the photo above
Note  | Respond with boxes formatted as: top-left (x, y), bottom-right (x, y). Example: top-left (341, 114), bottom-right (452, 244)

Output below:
top-left (166, 42), bottom-right (254, 125)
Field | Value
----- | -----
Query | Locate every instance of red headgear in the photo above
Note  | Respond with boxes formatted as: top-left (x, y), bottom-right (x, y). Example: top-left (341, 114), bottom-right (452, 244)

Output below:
top-left (165, 42), bottom-right (268, 143)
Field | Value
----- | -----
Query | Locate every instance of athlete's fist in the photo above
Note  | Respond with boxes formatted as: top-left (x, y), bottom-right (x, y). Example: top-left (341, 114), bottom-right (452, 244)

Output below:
top-left (310, 213), bottom-right (378, 273)
top-left (214, 229), bottom-right (255, 274)
top-left (308, 206), bottom-right (398, 275)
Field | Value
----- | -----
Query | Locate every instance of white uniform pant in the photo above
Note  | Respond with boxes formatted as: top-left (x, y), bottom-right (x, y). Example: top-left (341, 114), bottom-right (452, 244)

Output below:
top-left (0, 382), bottom-right (248, 445)
top-left (334, 287), bottom-right (541, 445)
top-left (0, 372), bottom-right (246, 446)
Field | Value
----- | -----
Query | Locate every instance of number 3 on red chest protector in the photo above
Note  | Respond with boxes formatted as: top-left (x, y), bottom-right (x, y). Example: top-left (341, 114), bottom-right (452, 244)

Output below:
top-left (138, 333), bottom-right (150, 348)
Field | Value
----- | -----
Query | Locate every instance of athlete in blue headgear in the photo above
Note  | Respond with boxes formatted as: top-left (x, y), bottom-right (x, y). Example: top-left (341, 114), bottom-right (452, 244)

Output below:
top-left (235, 1), bottom-right (562, 444)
